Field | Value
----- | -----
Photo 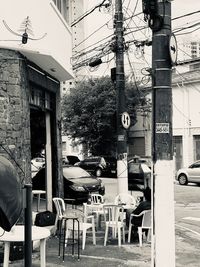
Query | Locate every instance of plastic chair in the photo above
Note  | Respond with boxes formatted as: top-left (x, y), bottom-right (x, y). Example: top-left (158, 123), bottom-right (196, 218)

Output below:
top-left (128, 210), bottom-right (151, 246)
top-left (85, 193), bottom-right (105, 229)
top-left (53, 197), bottom-right (66, 235)
top-left (114, 193), bottom-right (136, 209)
top-left (90, 193), bottom-right (104, 204)
top-left (103, 204), bottom-right (125, 247)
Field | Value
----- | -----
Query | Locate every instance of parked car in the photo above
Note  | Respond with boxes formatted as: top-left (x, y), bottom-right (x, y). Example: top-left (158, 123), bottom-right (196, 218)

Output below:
top-left (75, 156), bottom-right (117, 177)
top-left (32, 166), bottom-right (105, 204)
top-left (176, 160), bottom-right (200, 185)
top-left (62, 155), bottom-right (80, 165)
top-left (128, 161), bottom-right (151, 191)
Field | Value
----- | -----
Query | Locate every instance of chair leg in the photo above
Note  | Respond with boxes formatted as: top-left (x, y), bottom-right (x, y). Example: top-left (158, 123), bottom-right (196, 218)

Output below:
top-left (92, 223), bottom-right (96, 245)
top-left (122, 226), bottom-right (125, 244)
top-left (138, 227), bottom-right (142, 247)
top-left (147, 229), bottom-right (151, 243)
top-left (104, 225), bottom-right (108, 246)
top-left (82, 228), bottom-right (86, 250)
top-left (117, 226), bottom-right (121, 247)
top-left (128, 224), bottom-right (132, 243)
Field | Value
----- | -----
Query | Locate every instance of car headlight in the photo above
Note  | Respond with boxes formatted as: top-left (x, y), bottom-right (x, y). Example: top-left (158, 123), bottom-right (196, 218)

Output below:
top-left (70, 185), bottom-right (86, 192)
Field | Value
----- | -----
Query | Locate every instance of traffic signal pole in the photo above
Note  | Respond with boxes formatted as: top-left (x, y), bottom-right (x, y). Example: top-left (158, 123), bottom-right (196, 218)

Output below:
top-left (114, 0), bottom-right (129, 194)
top-left (150, 0), bottom-right (175, 266)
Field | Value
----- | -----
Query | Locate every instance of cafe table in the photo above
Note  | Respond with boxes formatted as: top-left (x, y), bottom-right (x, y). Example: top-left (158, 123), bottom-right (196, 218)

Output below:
top-left (0, 225), bottom-right (50, 267)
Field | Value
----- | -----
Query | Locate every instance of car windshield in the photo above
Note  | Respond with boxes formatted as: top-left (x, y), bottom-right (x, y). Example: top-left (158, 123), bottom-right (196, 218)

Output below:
top-left (63, 167), bottom-right (91, 178)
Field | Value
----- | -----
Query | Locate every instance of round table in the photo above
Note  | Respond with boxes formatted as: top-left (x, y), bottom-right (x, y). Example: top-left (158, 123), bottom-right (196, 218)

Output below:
top-left (0, 225), bottom-right (50, 267)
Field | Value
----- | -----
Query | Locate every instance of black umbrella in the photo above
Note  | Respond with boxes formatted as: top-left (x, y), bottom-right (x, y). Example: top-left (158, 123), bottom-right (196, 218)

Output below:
top-left (0, 156), bottom-right (23, 231)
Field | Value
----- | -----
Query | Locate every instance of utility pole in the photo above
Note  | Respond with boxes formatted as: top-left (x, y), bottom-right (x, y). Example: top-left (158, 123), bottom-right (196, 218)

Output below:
top-left (143, 0), bottom-right (175, 266)
top-left (114, 0), bottom-right (129, 194)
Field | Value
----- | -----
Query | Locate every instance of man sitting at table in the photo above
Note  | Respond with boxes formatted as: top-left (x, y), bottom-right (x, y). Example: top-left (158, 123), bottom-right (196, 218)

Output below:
top-left (129, 187), bottom-right (151, 242)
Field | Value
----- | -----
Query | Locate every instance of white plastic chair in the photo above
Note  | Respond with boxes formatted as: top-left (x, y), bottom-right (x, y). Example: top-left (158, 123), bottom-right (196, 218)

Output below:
top-left (53, 197), bottom-right (96, 250)
top-left (128, 209), bottom-right (151, 246)
top-left (90, 193), bottom-right (104, 204)
top-left (114, 193), bottom-right (136, 209)
top-left (103, 204), bottom-right (125, 247)
top-left (64, 208), bottom-right (96, 250)
top-left (84, 193), bottom-right (105, 229)
top-left (53, 197), bottom-right (66, 234)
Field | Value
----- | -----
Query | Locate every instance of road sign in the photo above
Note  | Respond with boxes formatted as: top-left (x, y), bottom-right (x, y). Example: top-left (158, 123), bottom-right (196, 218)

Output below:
top-left (121, 112), bottom-right (130, 129)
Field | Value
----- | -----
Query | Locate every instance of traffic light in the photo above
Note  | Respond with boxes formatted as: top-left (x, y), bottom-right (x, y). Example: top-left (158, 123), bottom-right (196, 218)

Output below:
top-left (142, 0), bottom-right (158, 20)
top-left (142, 0), bottom-right (163, 31)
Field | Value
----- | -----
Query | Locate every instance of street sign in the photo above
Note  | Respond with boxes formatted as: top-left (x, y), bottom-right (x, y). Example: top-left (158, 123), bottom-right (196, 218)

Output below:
top-left (156, 123), bottom-right (169, 133)
top-left (121, 112), bottom-right (130, 129)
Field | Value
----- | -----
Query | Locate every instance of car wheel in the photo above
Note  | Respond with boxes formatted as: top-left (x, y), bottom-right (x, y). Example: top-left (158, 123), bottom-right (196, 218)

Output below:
top-left (178, 174), bottom-right (188, 185)
top-left (96, 168), bottom-right (102, 177)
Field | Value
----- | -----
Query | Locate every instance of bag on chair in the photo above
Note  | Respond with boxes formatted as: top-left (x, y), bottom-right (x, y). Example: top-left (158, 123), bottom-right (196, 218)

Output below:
top-left (35, 210), bottom-right (56, 227)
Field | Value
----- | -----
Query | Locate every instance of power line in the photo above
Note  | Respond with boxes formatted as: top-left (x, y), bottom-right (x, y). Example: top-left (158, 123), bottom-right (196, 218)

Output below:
top-left (71, 0), bottom-right (110, 27)
top-left (72, 18), bottom-right (113, 51)
top-left (172, 9), bottom-right (200, 21)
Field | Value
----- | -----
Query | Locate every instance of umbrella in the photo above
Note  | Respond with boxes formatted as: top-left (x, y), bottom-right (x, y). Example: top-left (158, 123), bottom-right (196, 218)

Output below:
top-left (0, 156), bottom-right (23, 231)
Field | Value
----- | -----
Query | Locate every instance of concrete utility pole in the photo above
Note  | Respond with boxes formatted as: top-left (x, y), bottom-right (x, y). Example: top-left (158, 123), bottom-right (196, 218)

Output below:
top-left (147, 0), bottom-right (175, 266)
top-left (114, 0), bottom-right (129, 194)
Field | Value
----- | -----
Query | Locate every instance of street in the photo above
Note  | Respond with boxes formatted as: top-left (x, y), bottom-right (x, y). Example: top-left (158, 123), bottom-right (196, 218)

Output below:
top-left (175, 181), bottom-right (200, 231)
top-left (102, 177), bottom-right (200, 230)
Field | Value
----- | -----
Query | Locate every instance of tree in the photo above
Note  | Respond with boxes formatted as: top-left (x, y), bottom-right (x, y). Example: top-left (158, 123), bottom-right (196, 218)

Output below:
top-left (62, 76), bottom-right (141, 156)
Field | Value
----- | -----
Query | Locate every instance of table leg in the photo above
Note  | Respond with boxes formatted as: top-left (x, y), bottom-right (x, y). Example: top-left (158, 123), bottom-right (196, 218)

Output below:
top-left (3, 242), bottom-right (10, 267)
top-left (40, 238), bottom-right (46, 267)
top-left (37, 194), bottom-right (41, 212)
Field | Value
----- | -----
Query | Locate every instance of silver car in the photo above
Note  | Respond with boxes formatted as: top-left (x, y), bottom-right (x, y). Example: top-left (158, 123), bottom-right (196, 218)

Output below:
top-left (176, 160), bottom-right (200, 185)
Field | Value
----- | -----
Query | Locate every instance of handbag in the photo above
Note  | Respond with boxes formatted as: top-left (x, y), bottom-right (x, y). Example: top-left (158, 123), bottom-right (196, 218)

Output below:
top-left (35, 210), bottom-right (56, 227)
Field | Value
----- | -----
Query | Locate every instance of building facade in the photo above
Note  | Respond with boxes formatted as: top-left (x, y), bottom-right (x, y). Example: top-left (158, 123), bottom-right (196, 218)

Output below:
top-left (130, 67), bottom-right (200, 173)
top-left (0, 0), bottom-right (73, 210)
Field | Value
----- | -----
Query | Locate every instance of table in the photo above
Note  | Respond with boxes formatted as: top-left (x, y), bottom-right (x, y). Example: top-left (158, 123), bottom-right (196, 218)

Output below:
top-left (32, 190), bottom-right (46, 211)
top-left (0, 225), bottom-right (50, 267)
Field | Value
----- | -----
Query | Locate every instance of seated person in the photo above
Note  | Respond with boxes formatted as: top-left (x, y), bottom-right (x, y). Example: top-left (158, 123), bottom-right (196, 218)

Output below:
top-left (128, 187), bottom-right (151, 241)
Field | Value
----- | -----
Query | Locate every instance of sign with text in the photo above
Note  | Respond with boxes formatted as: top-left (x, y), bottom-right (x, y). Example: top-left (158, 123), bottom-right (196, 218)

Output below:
top-left (121, 112), bottom-right (131, 129)
top-left (156, 123), bottom-right (169, 133)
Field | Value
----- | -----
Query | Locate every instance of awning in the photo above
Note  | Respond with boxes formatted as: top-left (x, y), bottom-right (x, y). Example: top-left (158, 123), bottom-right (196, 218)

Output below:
top-left (0, 45), bottom-right (74, 82)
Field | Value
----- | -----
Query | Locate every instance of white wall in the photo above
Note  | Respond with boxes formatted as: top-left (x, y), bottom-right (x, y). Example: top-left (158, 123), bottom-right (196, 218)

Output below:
top-left (173, 80), bottom-right (200, 166)
top-left (0, 0), bottom-right (72, 75)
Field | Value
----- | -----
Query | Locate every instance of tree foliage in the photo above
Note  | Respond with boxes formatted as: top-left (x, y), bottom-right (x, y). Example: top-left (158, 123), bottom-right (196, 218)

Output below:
top-left (62, 76), bottom-right (140, 156)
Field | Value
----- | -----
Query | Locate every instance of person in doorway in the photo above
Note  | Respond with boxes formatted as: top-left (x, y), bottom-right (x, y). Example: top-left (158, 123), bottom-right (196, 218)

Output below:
top-left (129, 187), bottom-right (151, 241)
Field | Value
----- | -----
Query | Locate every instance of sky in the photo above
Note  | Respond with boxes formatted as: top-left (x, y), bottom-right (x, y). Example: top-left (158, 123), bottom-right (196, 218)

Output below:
top-left (73, 0), bottom-right (200, 77)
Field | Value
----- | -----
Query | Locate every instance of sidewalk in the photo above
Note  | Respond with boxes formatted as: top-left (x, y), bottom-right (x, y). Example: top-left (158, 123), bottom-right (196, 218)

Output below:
top-left (7, 197), bottom-right (151, 267)
top-left (7, 198), bottom-right (200, 266)
top-left (8, 222), bottom-right (200, 267)
top-left (10, 229), bottom-right (151, 267)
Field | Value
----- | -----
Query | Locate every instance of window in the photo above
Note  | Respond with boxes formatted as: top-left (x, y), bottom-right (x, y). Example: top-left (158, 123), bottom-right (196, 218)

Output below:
top-left (193, 135), bottom-right (200, 161)
top-left (52, 0), bottom-right (69, 22)
top-left (173, 136), bottom-right (183, 171)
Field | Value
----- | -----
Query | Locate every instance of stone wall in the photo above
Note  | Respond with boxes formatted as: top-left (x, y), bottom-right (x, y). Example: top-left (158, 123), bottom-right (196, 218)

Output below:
top-left (0, 49), bottom-right (31, 183)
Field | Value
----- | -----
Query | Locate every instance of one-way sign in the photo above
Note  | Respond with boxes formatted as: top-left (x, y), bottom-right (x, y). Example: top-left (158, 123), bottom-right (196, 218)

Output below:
top-left (121, 112), bottom-right (131, 129)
